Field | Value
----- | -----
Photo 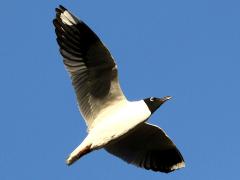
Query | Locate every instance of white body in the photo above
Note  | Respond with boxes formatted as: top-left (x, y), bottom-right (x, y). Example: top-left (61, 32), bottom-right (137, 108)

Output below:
top-left (69, 100), bottom-right (151, 159)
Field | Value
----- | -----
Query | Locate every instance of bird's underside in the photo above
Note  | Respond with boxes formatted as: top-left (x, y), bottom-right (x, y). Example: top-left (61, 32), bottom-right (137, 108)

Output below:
top-left (53, 5), bottom-right (185, 173)
top-left (66, 100), bottom-right (152, 165)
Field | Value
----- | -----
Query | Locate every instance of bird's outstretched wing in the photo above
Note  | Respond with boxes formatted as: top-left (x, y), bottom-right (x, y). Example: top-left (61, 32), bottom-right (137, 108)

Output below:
top-left (53, 5), bottom-right (126, 130)
top-left (105, 123), bottom-right (185, 173)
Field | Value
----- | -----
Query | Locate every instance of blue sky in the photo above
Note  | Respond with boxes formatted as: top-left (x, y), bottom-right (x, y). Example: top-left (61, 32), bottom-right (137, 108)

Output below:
top-left (1, 0), bottom-right (240, 179)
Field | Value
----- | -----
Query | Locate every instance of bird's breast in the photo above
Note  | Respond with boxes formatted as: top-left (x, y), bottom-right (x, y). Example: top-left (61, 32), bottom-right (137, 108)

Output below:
top-left (89, 100), bottom-right (151, 148)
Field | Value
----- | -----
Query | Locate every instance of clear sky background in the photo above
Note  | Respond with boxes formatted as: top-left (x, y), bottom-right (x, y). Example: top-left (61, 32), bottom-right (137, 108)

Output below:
top-left (0, 0), bottom-right (240, 179)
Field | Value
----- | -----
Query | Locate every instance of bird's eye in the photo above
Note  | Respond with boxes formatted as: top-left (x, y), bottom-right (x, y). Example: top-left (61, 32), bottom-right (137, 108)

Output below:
top-left (150, 97), bottom-right (155, 101)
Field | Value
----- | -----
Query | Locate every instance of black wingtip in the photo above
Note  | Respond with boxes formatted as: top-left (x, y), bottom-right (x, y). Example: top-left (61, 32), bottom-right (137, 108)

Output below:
top-left (55, 7), bottom-right (60, 13)
top-left (54, 5), bottom-right (67, 25)
top-left (59, 5), bottom-right (67, 11)
top-left (52, 18), bottom-right (57, 25)
top-left (136, 147), bottom-right (185, 173)
top-left (55, 5), bottom-right (67, 14)
top-left (149, 149), bottom-right (185, 173)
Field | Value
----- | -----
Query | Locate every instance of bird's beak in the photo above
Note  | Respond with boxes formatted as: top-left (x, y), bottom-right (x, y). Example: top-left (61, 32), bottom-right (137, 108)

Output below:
top-left (159, 96), bottom-right (172, 104)
top-left (163, 96), bottom-right (172, 101)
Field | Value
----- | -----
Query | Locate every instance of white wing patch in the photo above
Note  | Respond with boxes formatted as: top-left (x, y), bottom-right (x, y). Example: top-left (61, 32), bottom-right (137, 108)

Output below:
top-left (170, 161), bottom-right (185, 171)
top-left (60, 10), bottom-right (77, 25)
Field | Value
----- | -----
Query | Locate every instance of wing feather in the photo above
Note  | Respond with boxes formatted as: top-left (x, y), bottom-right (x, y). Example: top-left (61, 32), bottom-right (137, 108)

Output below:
top-left (53, 5), bottom-right (126, 130)
top-left (105, 123), bottom-right (185, 173)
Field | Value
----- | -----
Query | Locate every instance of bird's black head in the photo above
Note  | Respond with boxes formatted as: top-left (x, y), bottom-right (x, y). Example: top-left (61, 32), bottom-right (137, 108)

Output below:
top-left (144, 96), bottom-right (172, 114)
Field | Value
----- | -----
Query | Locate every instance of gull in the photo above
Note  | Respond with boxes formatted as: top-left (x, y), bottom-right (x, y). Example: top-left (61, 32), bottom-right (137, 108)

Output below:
top-left (53, 5), bottom-right (185, 173)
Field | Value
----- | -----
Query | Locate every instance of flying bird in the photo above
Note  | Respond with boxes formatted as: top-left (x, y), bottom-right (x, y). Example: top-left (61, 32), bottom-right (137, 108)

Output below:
top-left (53, 5), bottom-right (185, 173)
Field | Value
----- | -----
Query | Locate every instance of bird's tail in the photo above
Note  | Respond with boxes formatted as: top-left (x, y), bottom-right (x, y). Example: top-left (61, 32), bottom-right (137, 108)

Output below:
top-left (66, 144), bottom-right (92, 166)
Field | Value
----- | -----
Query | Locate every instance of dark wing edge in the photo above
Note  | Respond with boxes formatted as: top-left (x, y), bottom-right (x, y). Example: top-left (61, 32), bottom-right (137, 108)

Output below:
top-left (53, 5), bottom-right (126, 129)
top-left (105, 123), bottom-right (185, 173)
